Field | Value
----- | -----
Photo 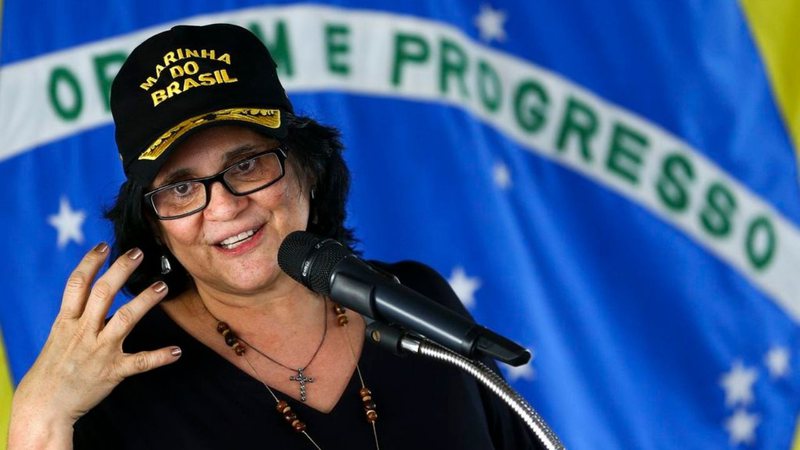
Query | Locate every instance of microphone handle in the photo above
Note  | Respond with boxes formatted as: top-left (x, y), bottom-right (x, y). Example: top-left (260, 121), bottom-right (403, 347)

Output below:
top-left (329, 256), bottom-right (481, 357)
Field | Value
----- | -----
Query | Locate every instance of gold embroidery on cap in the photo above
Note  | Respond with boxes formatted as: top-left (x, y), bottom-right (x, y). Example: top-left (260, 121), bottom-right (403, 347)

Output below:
top-left (150, 69), bottom-right (238, 107)
top-left (139, 48), bottom-right (232, 91)
top-left (139, 48), bottom-right (237, 107)
top-left (138, 109), bottom-right (282, 161)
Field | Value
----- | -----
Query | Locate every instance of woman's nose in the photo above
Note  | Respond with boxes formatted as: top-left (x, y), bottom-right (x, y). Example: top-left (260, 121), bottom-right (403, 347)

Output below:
top-left (203, 181), bottom-right (247, 220)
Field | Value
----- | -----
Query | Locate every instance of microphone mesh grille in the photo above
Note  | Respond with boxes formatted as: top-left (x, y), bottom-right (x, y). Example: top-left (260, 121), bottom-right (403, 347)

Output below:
top-left (277, 231), bottom-right (320, 283)
top-left (278, 231), bottom-right (349, 295)
top-left (307, 240), bottom-right (350, 294)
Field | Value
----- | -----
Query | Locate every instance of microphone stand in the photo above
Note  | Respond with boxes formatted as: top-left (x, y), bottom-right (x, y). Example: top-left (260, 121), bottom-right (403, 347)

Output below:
top-left (365, 321), bottom-right (565, 450)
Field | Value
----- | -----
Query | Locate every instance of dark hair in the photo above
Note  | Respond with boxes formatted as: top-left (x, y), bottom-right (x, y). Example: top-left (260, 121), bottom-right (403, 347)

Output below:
top-left (104, 113), bottom-right (356, 299)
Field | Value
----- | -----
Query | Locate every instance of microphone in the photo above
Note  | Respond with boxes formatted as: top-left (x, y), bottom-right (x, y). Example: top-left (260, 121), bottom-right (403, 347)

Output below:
top-left (278, 231), bottom-right (531, 366)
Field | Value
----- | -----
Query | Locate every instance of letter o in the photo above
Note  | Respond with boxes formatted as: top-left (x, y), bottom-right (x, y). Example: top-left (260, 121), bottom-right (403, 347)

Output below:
top-left (477, 60), bottom-right (502, 113)
top-left (49, 67), bottom-right (83, 121)
top-left (184, 61), bottom-right (199, 75)
top-left (745, 215), bottom-right (776, 270)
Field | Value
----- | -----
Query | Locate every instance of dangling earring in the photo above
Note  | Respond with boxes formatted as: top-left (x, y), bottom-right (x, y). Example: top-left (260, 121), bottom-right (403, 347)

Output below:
top-left (154, 237), bottom-right (173, 275)
top-left (160, 254), bottom-right (172, 275)
top-left (310, 188), bottom-right (319, 225)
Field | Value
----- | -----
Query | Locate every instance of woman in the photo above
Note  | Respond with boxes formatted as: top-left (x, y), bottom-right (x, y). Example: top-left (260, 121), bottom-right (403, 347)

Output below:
top-left (9, 23), bottom-right (539, 449)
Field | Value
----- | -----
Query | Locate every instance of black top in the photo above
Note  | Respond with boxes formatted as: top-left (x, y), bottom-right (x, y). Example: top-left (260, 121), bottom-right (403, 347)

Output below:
top-left (74, 261), bottom-right (540, 449)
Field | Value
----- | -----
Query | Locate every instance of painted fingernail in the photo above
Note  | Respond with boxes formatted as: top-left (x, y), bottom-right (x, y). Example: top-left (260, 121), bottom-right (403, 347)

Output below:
top-left (170, 347), bottom-right (182, 357)
top-left (127, 248), bottom-right (143, 260)
top-left (94, 242), bottom-right (109, 253)
top-left (153, 281), bottom-right (168, 293)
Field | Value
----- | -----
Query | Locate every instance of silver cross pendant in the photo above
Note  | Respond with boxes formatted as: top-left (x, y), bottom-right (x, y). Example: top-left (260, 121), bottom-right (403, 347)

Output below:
top-left (289, 368), bottom-right (315, 402)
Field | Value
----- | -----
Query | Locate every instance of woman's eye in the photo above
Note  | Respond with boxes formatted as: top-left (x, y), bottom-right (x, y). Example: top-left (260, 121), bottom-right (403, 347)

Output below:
top-left (235, 159), bottom-right (256, 173)
top-left (172, 182), bottom-right (194, 197)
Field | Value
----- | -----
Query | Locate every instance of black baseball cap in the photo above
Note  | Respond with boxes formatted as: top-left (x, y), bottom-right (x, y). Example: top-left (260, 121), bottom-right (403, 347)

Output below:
top-left (111, 23), bottom-right (293, 186)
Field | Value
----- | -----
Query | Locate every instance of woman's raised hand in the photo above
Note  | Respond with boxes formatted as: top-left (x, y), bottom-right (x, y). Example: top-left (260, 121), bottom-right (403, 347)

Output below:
top-left (8, 243), bottom-right (181, 449)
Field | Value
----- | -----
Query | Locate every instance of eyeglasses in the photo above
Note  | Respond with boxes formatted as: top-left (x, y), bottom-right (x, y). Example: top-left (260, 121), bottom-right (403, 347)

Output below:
top-left (144, 146), bottom-right (288, 220)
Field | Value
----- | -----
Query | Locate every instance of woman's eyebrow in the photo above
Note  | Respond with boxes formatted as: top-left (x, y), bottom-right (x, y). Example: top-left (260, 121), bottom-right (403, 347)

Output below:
top-left (157, 168), bottom-right (195, 187)
top-left (221, 144), bottom-right (261, 166)
top-left (155, 143), bottom-right (273, 187)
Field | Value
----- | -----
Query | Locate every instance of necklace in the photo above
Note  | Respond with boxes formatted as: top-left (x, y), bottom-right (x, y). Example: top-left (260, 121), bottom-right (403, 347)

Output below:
top-left (238, 304), bottom-right (328, 402)
top-left (203, 297), bottom-right (381, 450)
top-left (204, 298), bottom-right (327, 402)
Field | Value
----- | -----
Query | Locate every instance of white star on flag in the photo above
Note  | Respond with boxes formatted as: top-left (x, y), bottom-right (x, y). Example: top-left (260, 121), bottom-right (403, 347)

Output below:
top-left (765, 346), bottom-right (790, 378)
top-left (720, 360), bottom-right (758, 407)
top-left (501, 349), bottom-right (536, 381)
top-left (448, 266), bottom-right (481, 309)
top-left (493, 161), bottom-right (512, 190)
top-left (474, 4), bottom-right (508, 43)
top-left (48, 196), bottom-right (86, 249)
top-left (724, 408), bottom-right (760, 445)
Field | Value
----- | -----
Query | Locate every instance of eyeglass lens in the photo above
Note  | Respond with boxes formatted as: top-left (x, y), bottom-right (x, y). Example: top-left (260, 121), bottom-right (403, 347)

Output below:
top-left (151, 151), bottom-right (284, 219)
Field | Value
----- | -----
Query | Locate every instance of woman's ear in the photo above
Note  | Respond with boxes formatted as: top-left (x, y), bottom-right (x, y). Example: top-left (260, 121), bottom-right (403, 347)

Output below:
top-left (147, 216), bottom-right (165, 247)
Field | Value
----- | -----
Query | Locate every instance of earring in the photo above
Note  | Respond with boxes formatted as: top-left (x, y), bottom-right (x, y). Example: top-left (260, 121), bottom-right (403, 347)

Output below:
top-left (309, 187), bottom-right (319, 225)
top-left (160, 254), bottom-right (172, 275)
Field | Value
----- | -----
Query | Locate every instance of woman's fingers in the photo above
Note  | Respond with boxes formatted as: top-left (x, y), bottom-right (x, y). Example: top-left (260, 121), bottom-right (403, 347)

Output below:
top-left (12, 245), bottom-right (180, 433)
top-left (116, 346), bottom-right (182, 379)
top-left (59, 243), bottom-right (111, 320)
top-left (81, 248), bottom-right (145, 330)
top-left (101, 281), bottom-right (168, 343)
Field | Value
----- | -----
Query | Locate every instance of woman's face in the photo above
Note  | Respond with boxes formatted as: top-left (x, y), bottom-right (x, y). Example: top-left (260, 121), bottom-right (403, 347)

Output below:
top-left (152, 124), bottom-right (310, 298)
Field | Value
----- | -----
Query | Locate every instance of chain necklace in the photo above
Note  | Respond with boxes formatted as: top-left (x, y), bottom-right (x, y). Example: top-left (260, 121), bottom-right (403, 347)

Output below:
top-left (238, 304), bottom-right (327, 401)
top-left (201, 297), bottom-right (327, 401)
top-left (201, 296), bottom-right (381, 449)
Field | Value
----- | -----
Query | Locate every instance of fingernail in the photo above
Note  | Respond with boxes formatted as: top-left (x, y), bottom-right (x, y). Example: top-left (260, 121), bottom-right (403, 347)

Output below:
top-left (153, 281), bottom-right (168, 293)
top-left (127, 248), bottom-right (143, 260)
top-left (171, 347), bottom-right (182, 357)
top-left (94, 242), bottom-right (109, 253)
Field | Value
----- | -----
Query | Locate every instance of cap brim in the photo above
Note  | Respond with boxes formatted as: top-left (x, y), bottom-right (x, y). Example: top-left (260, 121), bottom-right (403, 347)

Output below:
top-left (138, 107), bottom-right (286, 162)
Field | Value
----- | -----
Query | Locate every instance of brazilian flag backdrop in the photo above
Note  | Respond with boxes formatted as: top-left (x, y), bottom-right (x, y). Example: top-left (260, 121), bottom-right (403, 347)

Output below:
top-left (2, 1), bottom-right (800, 449)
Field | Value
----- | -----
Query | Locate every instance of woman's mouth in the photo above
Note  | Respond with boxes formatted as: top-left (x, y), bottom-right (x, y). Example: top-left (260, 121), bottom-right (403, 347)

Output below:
top-left (218, 227), bottom-right (261, 250)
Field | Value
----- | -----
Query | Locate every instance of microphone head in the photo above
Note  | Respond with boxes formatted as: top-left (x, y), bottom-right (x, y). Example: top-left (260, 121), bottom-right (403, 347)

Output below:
top-left (278, 230), bottom-right (350, 294)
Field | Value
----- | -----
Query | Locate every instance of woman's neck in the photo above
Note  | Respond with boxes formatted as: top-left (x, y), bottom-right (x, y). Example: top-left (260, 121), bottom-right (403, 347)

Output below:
top-left (182, 278), bottom-right (326, 340)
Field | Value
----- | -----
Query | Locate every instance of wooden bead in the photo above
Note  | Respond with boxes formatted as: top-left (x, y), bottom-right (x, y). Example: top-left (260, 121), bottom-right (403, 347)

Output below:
top-left (276, 400), bottom-right (290, 413)
top-left (216, 322), bottom-right (230, 334)
top-left (233, 343), bottom-right (246, 356)
top-left (333, 304), bottom-right (349, 326)
top-left (274, 400), bottom-right (306, 432)
top-left (360, 385), bottom-right (377, 423)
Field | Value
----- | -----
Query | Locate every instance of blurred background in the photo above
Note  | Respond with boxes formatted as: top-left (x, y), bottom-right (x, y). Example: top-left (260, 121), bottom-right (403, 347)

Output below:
top-left (2, 1), bottom-right (800, 448)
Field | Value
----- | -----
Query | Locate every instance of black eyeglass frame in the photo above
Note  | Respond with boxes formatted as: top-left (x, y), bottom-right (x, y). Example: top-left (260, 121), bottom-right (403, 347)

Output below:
top-left (144, 146), bottom-right (288, 220)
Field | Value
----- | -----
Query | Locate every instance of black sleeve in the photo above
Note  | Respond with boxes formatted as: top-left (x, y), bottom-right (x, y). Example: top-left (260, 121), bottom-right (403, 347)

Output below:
top-left (371, 260), bottom-right (545, 450)
top-left (73, 402), bottom-right (124, 449)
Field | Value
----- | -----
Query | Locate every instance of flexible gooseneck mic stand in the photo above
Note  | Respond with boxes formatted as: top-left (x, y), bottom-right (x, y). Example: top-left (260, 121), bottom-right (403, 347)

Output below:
top-left (276, 233), bottom-right (565, 448)
top-left (365, 321), bottom-right (565, 450)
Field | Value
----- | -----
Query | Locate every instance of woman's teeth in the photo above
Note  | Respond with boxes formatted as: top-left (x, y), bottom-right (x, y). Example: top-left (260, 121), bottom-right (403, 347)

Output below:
top-left (219, 229), bottom-right (256, 249)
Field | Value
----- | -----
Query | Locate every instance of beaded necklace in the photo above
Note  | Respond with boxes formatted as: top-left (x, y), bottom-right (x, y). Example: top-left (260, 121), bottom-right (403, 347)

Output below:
top-left (215, 301), bottom-right (328, 402)
top-left (203, 297), bottom-right (381, 450)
